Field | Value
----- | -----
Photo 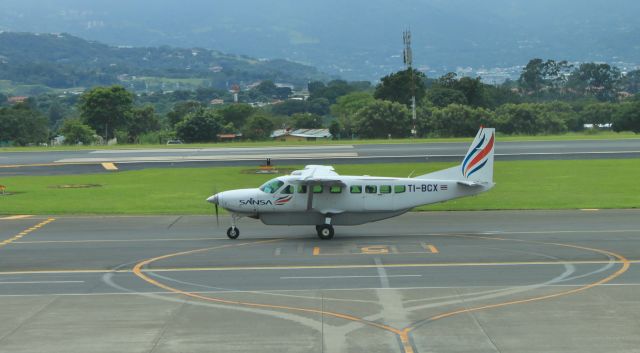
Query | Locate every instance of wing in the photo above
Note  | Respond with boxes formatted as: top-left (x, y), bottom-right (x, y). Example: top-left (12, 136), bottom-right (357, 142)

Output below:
top-left (290, 165), bottom-right (345, 186)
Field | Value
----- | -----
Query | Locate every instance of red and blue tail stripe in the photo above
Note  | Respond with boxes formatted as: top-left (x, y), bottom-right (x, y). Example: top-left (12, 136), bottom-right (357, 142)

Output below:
top-left (462, 130), bottom-right (495, 178)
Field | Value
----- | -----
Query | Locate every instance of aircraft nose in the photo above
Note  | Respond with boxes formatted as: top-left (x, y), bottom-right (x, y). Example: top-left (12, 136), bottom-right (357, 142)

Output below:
top-left (206, 194), bottom-right (219, 204)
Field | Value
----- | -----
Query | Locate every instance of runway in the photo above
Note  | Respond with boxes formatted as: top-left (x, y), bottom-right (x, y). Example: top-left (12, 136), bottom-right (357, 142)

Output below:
top-left (1, 210), bottom-right (638, 352)
top-left (2, 138), bottom-right (639, 175)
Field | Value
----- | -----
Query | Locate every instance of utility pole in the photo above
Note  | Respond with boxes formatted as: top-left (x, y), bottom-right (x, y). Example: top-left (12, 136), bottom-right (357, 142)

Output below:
top-left (403, 30), bottom-right (417, 138)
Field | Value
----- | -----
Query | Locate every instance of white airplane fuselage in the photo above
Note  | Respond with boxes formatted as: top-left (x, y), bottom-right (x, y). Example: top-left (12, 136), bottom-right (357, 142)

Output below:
top-left (215, 175), bottom-right (492, 226)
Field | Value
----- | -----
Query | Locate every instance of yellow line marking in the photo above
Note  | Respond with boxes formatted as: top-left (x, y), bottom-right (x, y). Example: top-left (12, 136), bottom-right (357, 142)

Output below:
top-left (101, 162), bottom-right (118, 171)
top-left (0, 218), bottom-right (56, 250)
top-left (400, 234), bottom-right (631, 338)
top-left (0, 215), bottom-right (33, 220)
top-left (580, 208), bottom-right (600, 211)
top-left (131, 239), bottom-right (412, 352)
top-left (131, 235), bottom-right (631, 353)
top-left (312, 246), bottom-right (320, 256)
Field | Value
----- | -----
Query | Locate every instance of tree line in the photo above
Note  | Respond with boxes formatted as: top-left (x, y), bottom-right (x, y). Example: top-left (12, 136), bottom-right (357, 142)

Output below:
top-left (1, 58), bottom-right (639, 146)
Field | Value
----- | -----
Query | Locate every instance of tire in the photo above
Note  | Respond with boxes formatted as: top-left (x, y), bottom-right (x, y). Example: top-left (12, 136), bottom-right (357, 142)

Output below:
top-left (316, 225), bottom-right (334, 240)
top-left (227, 227), bottom-right (240, 239)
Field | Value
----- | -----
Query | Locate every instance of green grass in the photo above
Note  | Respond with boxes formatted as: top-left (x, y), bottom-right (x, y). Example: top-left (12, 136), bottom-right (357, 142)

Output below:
top-left (0, 160), bottom-right (638, 215)
top-left (1, 131), bottom-right (638, 152)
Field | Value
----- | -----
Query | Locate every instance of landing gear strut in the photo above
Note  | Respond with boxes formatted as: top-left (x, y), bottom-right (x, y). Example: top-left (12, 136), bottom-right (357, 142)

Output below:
top-left (226, 213), bottom-right (240, 239)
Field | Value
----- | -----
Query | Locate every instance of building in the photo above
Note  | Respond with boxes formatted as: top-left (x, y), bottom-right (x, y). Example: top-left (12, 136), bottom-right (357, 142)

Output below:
top-left (270, 128), bottom-right (332, 142)
top-left (8, 96), bottom-right (28, 104)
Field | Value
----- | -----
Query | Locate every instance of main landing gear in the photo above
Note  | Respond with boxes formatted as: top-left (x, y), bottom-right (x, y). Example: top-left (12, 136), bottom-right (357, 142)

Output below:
top-left (226, 213), bottom-right (240, 239)
top-left (316, 215), bottom-right (334, 240)
top-left (316, 225), bottom-right (334, 240)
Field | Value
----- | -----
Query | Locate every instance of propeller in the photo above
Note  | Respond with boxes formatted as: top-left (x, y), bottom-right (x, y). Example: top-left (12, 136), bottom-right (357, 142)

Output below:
top-left (207, 187), bottom-right (220, 227)
top-left (214, 200), bottom-right (219, 227)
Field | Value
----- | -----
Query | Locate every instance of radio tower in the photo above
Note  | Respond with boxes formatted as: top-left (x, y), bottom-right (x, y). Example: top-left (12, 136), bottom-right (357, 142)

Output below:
top-left (403, 30), bottom-right (417, 137)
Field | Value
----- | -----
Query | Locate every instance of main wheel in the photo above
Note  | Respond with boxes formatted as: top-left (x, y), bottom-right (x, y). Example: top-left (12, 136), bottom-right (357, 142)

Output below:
top-left (316, 225), bottom-right (334, 240)
top-left (226, 226), bottom-right (240, 239)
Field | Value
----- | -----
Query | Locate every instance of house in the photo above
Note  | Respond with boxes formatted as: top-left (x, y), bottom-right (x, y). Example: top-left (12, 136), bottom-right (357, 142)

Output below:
top-left (210, 98), bottom-right (225, 105)
top-left (8, 96), bottom-right (28, 104)
top-left (270, 128), bottom-right (332, 142)
top-left (217, 133), bottom-right (243, 142)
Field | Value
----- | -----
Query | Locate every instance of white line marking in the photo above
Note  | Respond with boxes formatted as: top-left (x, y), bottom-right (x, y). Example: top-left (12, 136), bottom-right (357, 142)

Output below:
top-left (375, 258), bottom-right (390, 288)
top-left (1, 283), bottom-right (639, 298)
top-left (0, 281), bottom-right (84, 285)
top-left (280, 275), bottom-right (421, 280)
top-left (89, 145), bottom-right (354, 154)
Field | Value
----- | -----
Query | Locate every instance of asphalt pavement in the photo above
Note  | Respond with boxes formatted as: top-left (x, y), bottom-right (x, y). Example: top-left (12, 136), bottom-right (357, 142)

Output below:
top-left (1, 210), bottom-right (639, 353)
top-left (2, 138), bottom-right (639, 175)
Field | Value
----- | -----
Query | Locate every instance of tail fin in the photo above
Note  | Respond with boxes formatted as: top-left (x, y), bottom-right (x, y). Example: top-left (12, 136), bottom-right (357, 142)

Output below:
top-left (416, 127), bottom-right (495, 183)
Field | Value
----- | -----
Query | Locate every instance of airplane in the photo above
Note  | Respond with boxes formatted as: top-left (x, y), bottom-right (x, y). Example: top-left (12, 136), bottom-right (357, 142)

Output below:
top-left (207, 127), bottom-right (495, 240)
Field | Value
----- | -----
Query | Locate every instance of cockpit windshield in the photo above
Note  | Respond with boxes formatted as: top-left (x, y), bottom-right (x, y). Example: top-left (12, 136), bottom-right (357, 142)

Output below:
top-left (259, 179), bottom-right (284, 194)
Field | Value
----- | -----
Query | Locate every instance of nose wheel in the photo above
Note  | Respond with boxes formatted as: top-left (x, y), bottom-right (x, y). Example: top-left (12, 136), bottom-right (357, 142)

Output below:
top-left (316, 225), bottom-right (334, 240)
top-left (226, 226), bottom-right (240, 239)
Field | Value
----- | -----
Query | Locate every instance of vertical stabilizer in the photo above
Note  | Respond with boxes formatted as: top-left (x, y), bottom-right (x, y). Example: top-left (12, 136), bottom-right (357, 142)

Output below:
top-left (416, 127), bottom-right (495, 183)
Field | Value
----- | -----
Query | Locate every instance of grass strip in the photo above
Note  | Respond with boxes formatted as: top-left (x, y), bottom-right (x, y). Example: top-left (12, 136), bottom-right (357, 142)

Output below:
top-left (0, 159), bottom-right (638, 215)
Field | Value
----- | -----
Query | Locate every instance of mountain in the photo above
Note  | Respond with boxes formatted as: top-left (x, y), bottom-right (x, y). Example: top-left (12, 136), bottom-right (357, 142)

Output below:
top-left (0, 32), bottom-right (327, 94)
top-left (1, 0), bottom-right (639, 81)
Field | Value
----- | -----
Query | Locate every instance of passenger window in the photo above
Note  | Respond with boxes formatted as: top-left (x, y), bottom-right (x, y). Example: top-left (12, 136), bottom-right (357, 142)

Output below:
top-left (365, 185), bottom-right (377, 194)
top-left (394, 185), bottom-right (406, 193)
top-left (380, 185), bottom-right (391, 194)
top-left (297, 185), bottom-right (307, 194)
top-left (350, 185), bottom-right (362, 194)
top-left (330, 185), bottom-right (342, 193)
top-left (281, 185), bottom-right (294, 194)
top-left (312, 185), bottom-right (323, 193)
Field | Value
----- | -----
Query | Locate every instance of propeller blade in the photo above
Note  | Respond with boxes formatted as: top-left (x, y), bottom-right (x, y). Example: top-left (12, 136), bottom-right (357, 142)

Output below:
top-left (215, 202), bottom-right (219, 227)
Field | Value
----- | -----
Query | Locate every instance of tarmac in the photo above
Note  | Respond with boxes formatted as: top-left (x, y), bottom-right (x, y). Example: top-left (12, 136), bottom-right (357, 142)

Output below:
top-left (1, 210), bottom-right (639, 352)
top-left (2, 138), bottom-right (640, 175)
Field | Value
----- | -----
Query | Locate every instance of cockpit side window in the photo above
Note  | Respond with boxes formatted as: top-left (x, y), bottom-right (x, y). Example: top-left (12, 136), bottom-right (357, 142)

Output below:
top-left (281, 185), bottom-right (294, 194)
top-left (259, 179), bottom-right (284, 194)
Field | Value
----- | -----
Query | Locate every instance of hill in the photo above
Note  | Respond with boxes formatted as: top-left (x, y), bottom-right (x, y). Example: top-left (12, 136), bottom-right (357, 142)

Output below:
top-left (0, 32), bottom-right (327, 94)
top-left (1, 0), bottom-right (639, 81)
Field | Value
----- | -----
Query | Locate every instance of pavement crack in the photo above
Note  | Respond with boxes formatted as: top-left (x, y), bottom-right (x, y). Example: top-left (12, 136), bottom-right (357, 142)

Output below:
top-left (167, 216), bottom-right (182, 229)
top-left (148, 300), bottom-right (188, 353)
top-left (0, 296), bottom-right (59, 344)
top-left (456, 288), bottom-right (503, 353)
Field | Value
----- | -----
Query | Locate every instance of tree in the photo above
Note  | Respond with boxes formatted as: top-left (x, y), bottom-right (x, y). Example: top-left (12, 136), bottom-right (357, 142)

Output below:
top-left (328, 120), bottom-right (341, 139)
top-left (271, 100), bottom-right (307, 116)
top-left (0, 103), bottom-right (49, 146)
top-left (374, 69), bottom-right (426, 107)
top-left (79, 85), bottom-right (133, 140)
top-left (580, 102), bottom-right (618, 125)
top-left (353, 100), bottom-right (411, 138)
top-left (330, 92), bottom-right (375, 137)
top-left (518, 59), bottom-right (571, 94)
top-left (426, 105), bottom-right (493, 137)
top-left (219, 103), bottom-right (255, 127)
top-left (307, 97), bottom-right (330, 116)
top-left (495, 103), bottom-right (569, 135)
top-left (128, 106), bottom-right (160, 143)
top-left (426, 87), bottom-right (467, 107)
top-left (175, 110), bottom-right (221, 142)
top-left (242, 114), bottom-right (274, 140)
top-left (291, 113), bottom-right (322, 129)
top-left (59, 118), bottom-right (96, 145)
top-left (166, 101), bottom-right (202, 127)
top-left (613, 100), bottom-right (640, 133)
top-left (568, 63), bottom-right (621, 101)
top-left (619, 70), bottom-right (640, 94)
